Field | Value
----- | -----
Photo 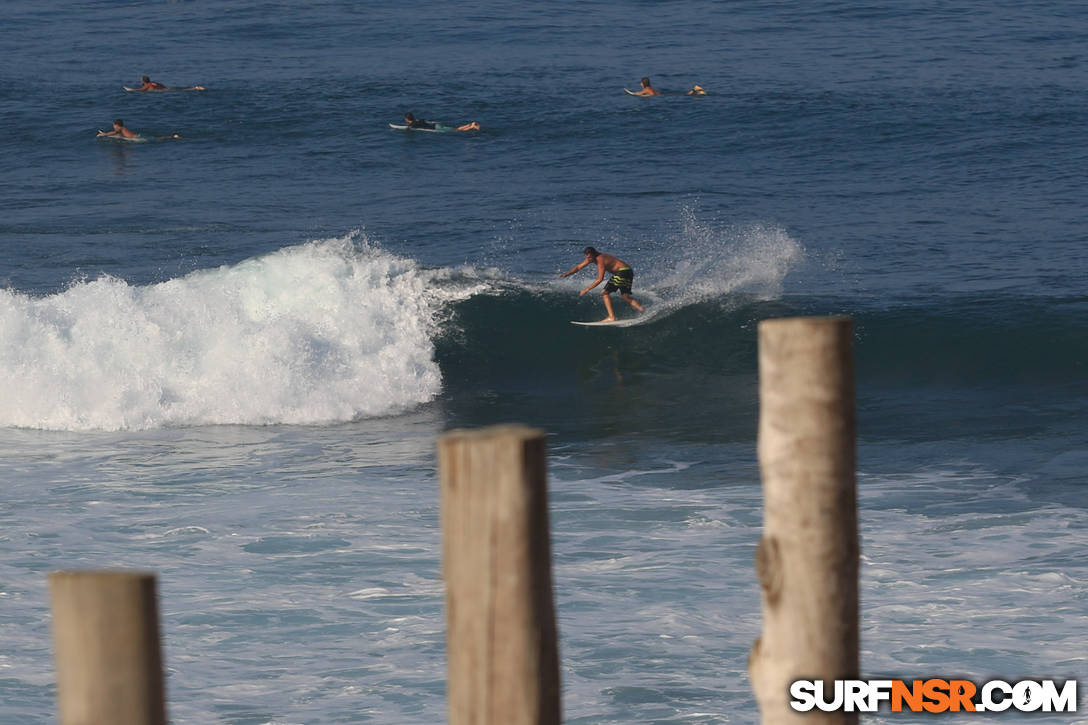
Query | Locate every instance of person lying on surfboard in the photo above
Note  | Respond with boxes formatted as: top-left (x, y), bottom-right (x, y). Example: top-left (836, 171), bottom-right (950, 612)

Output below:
top-left (403, 112), bottom-right (480, 131)
top-left (558, 246), bottom-right (644, 322)
top-left (96, 118), bottom-right (141, 139)
top-left (96, 118), bottom-right (180, 141)
top-left (131, 75), bottom-right (205, 91)
top-left (628, 80), bottom-right (705, 96)
top-left (631, 77), bottom-right (661, 96)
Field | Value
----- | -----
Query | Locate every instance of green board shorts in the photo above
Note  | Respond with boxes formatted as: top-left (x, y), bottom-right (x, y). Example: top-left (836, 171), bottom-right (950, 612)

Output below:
top-left (604, 267), bottom-right (634, 294)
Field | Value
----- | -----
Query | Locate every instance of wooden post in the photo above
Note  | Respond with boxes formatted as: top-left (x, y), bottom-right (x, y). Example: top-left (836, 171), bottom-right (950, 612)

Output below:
top-left (438, 424), bottom-right (560, 725)
top-left (50, 570), bottom-right (167, 725)
top-left (749, 317), bottom-right (859, 724)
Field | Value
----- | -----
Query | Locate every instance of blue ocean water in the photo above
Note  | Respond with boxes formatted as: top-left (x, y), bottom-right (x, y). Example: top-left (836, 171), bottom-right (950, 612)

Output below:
top-left (1, 1), bottom-right (1086, 723)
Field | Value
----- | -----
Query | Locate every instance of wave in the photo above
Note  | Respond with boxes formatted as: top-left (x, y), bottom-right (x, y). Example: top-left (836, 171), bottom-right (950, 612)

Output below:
top-left (437, 289), bottom-right (1088, 444)
top-left (0, 235), bottom-right (478, 431)
top-left (0, 224), bottom-right (802, 431)
top-left (854, 297), bottom-right (1088, 386)
top-left (13, 224), bottom-right (1077, 434)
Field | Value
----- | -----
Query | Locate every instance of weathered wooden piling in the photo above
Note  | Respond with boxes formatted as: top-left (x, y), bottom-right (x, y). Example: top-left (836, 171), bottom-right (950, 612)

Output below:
top-left (749, 317), bottom-right (859, 724)
top-left (49, 570), bottom-right (167, 725)
top-left (438, 424), bottom-right (561, 725)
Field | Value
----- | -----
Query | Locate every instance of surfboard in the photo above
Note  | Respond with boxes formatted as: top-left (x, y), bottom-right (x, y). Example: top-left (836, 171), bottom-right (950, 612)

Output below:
top-left (97, 133), bottom-right (148, 142)
top-left (571, 319), bottom-right (620, 327)
top-left (389, 122), bottom-right (446, 132)
top-left (571, 299), bottom-right (658, 328)
top-left (123, 86), bottom-right (203, 92)
top-left (626, 88), bottom-right (685, 96)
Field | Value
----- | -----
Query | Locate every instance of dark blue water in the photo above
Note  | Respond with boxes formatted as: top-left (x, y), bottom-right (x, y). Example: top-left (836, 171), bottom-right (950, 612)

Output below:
top-left (2, 1), bottom-right (1086, 723)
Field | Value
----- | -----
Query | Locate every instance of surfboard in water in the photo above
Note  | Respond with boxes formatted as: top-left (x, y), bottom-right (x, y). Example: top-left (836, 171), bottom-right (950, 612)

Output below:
top-left (97, 133), bottom-right (148, 142)
top-left (389, 122), bottom-right (448, 132)
top-left (571, 312), bottom-right (652, 328)
top-left (571, 298), bottom-right (659, 327)
top-left (571, 319), bottom-right (620, 327)
top-left (123, 86), bottom-right (204, 92)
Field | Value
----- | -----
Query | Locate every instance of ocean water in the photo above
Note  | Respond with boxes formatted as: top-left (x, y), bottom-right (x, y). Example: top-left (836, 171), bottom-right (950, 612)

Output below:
top-left (1, 1), bottom-right (1086, 723)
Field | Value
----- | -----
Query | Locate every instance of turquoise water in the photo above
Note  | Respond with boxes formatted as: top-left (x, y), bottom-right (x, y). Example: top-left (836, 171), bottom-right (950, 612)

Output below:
top-left (1, 1), bottom-right (1086, 722)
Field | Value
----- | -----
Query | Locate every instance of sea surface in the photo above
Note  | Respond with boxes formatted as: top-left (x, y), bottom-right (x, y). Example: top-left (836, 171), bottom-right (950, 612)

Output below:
top-left (2, 1), bottom-right (1087, 723)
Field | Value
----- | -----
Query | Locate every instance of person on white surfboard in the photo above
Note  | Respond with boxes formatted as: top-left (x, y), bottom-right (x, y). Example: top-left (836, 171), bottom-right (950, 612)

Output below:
top-left (130, 75), bottom-right (204, 91)
top-left (631, 77), bottom-right (662, 96)
top-left (96, 118), bottom-right (180, 141)
top-left (96, 118), bottom-right (141, 139)
top-left (558, 246), bottom-right (644, 322)
top-left (402, 112), bottom-right (480, 131)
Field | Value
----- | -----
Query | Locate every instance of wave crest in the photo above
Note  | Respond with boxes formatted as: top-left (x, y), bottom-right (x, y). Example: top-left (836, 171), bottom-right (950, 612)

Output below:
top-left (0, 235), bottom-right (450, 431)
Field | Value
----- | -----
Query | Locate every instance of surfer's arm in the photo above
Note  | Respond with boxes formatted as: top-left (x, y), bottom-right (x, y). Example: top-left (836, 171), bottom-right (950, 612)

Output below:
top-left (97, 129), bottom-right (118, 136)
top-left (580, 262), bottom-right (606, 294)
top-left (558, 259), bottom-right (590, 278)
top-left (580, 276), bottom-right (603, 295)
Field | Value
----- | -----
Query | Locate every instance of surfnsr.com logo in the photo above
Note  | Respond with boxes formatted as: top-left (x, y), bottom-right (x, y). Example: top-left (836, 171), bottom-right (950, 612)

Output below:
top-left (790, 679), bottom-right (1078, 714)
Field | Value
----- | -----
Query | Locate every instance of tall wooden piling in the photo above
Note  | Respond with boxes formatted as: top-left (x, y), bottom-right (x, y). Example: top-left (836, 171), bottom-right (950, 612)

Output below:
top-left (49, 570), bottom-right (167, 725)
top-left (438, 424), bottom-right (561, 725)
top-left (749, 317), bottom-right (859, 724)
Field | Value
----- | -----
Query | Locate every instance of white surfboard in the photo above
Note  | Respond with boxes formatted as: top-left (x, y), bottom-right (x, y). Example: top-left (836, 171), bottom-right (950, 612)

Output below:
top-left (97, 133), bottom-right (148, 142)
top-left (571, 297), bottom-right (659, 327)
top-left (571, 319), bottom-right (621, 327)
top-left (123, 86), bottom-right (203, 92)
top-left (389, 122), bottom-right (446, 132)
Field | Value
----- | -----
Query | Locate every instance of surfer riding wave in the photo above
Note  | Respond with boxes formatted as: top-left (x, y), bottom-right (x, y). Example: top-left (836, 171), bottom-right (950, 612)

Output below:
top-left (558, 246), bottom-right (644, 322)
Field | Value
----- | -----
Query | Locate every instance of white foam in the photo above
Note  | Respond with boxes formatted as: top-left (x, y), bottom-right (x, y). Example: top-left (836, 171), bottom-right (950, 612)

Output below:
top-left (606, 208), bottom-right (807, 327)
top-left (657, 208), bottom-right (803, 297)
top-left (0, 234), bottom-right (461, 431)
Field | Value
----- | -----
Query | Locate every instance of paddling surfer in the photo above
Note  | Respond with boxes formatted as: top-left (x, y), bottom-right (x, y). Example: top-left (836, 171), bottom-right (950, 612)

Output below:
top-left (631, 77), bottom-right (661, 96)
top-left (96, 118), bottom-right (141, 139)
top-left (96, 118), bottom-right (180, 140)
top-left (132, 75), bottom-right (204, 91)
top-left (629, 79), bottom-right (706, 96)
top-left (403, 112), bottom-right (480, 131)
top-left (558, 247), bottom-right (644, 322)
